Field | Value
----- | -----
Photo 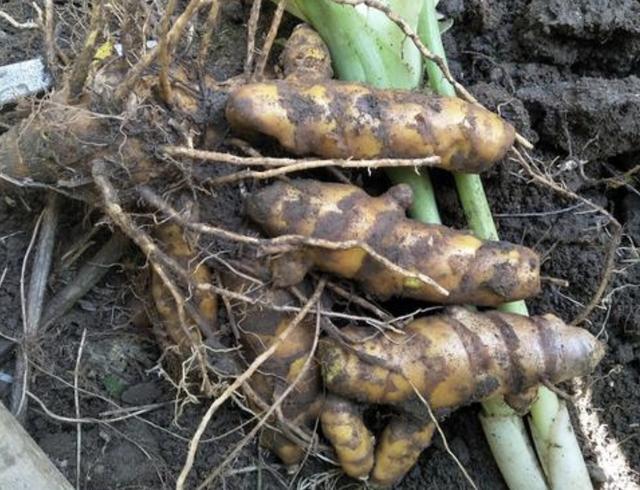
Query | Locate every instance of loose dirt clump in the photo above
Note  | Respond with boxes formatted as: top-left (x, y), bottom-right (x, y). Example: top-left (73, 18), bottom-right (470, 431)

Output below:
top-left (519, 0), bottom-right (640, 76)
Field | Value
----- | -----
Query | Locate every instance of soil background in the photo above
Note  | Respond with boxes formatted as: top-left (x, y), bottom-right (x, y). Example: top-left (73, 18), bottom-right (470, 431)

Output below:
top-left (0, 0), bottom-right (638, 489)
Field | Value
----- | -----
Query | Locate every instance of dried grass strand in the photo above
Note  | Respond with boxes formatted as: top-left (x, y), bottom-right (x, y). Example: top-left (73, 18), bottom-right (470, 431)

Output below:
top-left (0, 9), bottom-right (38, 29)
top-left (74, 329), bottom-right (87, 490)
top-left (511, 148), bottom-right (622, 325)
top-left (409, 381), bottom-right (478, 490)
top-left (67, 0), bottom-right (105, 100)
top-left (210, 160), bottom-right (442, 185)
top-left (10, 208), bottom-right (44, 420)
top-left (197, 0), bottom-right (220, 69)
top-left (158, 0), bottom-right (179, 104)
top-left (44, 0), bottom-right (57, 76)
top-left (253, 0), bottom-right (286, 80)
top-left (244, 0), bottom-right (263, 78)
top-left (164, 145), bottom-right (441, 171)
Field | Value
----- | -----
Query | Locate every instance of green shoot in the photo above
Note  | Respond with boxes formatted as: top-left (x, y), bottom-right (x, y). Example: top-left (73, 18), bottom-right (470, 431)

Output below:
top-left (287, 0), bottom-right (423, 89)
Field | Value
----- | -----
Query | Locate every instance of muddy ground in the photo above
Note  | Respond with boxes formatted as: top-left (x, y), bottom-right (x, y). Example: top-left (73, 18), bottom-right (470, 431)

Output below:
top-left (0, 0), bottom-right (638, 488)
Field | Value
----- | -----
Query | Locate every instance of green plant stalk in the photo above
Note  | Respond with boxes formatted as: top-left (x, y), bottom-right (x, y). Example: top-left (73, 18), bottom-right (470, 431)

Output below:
top-left (419, 1), bottom-right (592, 488)
top-left (420, 9), bottom-right (526, 311)
top-left (292, 1), bottom-right (542, 486)
top-left (529, 390), bottom-right (592, 487)
top-left (280, 1), bottom-right (590, 488)
top-left (418, 10), bottom-right (545, 486)
top-left (289, 0), bottom-right (423, 89)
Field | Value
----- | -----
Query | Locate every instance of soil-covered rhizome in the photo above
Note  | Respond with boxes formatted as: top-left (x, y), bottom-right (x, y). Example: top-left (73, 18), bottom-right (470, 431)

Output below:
top-left (0, 1), bottom-right (638, 488)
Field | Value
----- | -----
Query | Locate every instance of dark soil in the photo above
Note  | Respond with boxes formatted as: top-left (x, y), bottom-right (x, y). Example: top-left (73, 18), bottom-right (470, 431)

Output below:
top-left (0, 2), bottom-right (42, 64)
top-left (0, 0), bottom-right (638, 489)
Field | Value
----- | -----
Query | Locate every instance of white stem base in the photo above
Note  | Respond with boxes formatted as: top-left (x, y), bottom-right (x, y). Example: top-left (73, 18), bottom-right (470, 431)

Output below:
top-left (530, 396), bottom-right (593, 490)
top-left (480, 408), bottom-right (548, 490)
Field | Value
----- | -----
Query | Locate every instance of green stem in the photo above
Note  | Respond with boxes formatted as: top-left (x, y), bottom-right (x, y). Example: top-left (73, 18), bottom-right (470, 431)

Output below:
top-left (419, 2), bottom-right (592, 489)
top-left (290, 0), bottom-right (422, 88)
top-left (420, 0), bottom-right (453, 96)
top-left (419, 0), bottom-right (532, 312)
top-left (284, 1), bottom-right (588, 488)
top-left (417, 8), bottom-right (545, 488)
top-left (452, 171), bottom-right (529, 316)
